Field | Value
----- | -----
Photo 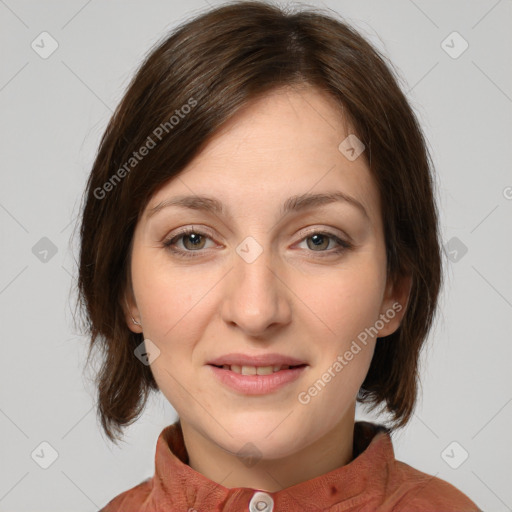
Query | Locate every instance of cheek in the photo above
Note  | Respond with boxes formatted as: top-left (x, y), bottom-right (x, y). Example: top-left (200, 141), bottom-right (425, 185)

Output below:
top-left (130, 249), bottom-right (224, 396)
top-left (131, 242), bottom-right (207, 332)
top-left (302, 259), bottom-right (387, 346)
top-left (295, 265), bottom-right (384, 422)
top-left (131, 257), bottom-right (218, 406)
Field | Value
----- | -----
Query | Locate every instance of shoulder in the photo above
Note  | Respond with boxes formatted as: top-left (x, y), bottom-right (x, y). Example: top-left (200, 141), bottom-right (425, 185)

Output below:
top-left (98, 477), bottom-right (152, 512)
top-left (385, 459), bottom-right (481, 511)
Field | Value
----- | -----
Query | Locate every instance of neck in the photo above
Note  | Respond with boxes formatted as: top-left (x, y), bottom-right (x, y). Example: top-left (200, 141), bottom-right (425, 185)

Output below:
top-left (181, 406), bottom-right (356, 491)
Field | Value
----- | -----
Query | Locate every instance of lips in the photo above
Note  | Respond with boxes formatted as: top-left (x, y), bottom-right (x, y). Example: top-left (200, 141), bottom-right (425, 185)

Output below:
top-left (206, 353), bottom-right (308, 394)
top-left (208, 364), bottom-right (307, 395)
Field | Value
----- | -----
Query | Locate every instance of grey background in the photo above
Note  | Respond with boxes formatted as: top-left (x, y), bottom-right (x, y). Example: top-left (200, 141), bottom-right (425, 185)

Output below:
top-left (1, 0), bottom-right (511, 510)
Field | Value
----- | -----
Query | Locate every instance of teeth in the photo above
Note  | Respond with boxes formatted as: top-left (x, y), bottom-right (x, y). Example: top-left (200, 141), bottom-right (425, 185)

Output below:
top-left (224, 364), bottom-right (292, 374)
top-left (255, 366), bottom-right (273, 375)
top-left (241, 366), bottom-right (257, 375)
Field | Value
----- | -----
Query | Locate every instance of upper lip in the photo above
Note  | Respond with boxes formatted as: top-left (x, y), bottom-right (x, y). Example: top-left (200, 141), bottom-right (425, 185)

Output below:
top-left (207, 353), bottom-right (307, 367)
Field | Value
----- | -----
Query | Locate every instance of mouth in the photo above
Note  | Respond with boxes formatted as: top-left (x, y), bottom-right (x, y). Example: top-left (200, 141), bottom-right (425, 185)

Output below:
top-left (209, 363), bottom-right (307, 375)
top-left (207, 358), bottom-right (308, 395)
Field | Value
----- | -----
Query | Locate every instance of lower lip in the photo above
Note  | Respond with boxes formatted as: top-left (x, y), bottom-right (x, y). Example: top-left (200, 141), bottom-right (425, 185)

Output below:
top-left (207, 365), bottom-right (307, 395)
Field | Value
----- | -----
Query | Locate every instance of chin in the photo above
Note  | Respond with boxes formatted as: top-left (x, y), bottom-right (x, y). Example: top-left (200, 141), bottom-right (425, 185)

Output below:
top-left (209, 413), bottom-right (310, 460)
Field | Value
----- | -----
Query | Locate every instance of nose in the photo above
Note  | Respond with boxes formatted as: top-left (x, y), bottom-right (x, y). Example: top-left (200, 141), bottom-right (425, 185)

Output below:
top-left (221, 242), bottom-right (292, 337)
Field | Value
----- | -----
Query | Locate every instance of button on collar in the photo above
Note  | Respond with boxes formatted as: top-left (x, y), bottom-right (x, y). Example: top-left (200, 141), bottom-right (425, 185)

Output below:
top-left (249, 491), bottom-right (274, 512)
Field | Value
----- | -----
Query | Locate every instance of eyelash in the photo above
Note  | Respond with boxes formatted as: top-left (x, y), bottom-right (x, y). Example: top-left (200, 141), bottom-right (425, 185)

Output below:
top-left (162, 227), bottom-right (353, 259)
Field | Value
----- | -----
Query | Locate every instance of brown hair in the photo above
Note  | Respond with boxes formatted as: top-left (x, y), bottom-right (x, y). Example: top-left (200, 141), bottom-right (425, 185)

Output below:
top-left (76, 0), bottom-right (442, 443)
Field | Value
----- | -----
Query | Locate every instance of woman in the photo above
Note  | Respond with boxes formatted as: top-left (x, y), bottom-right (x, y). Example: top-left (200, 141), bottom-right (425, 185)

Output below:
top-left (78, 1), bottom-right (480, 510)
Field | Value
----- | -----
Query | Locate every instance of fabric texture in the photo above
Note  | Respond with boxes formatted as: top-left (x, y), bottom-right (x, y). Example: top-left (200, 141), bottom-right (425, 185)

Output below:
top-left (99, 420), bottom-right (480, 511)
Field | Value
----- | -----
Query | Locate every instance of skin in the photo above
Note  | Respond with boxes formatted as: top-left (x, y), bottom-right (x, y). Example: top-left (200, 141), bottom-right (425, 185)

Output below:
top-left (124, 84), bottom-right (411, 491)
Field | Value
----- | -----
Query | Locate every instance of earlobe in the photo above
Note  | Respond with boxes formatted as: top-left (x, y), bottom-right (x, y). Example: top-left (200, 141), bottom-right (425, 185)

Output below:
top-left (378, 274), bottom-right (412, 338)
top-left (123, 293), bottom-right (143, 333)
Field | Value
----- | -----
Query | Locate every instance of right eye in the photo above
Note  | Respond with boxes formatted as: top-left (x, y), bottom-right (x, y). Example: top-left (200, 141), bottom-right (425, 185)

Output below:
top-left (163, 227), bottom-right (217, 258)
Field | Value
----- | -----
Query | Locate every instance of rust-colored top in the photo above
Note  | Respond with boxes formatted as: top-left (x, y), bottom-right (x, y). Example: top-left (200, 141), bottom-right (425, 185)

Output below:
top-left (100, 421), bottom-right (480, 511)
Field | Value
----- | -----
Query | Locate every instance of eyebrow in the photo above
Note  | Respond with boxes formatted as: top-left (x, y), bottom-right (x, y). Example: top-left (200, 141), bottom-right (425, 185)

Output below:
top-left (147, 191), bottom-right (369, 221)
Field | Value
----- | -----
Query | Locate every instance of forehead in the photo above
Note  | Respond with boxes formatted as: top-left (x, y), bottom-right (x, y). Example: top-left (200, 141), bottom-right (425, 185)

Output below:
top-left (148, 85), bottom-right (381, 226)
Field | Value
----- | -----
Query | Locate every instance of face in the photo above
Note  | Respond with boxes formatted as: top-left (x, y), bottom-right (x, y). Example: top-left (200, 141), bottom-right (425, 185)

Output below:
top-left (125, 85), bottom-right (408, 460)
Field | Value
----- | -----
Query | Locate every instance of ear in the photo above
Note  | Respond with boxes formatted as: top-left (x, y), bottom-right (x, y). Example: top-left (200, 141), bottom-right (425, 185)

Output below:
top-left (376, 273), bottom-right (412, 338)
top-left (122, 289), bottom-right (143, 334)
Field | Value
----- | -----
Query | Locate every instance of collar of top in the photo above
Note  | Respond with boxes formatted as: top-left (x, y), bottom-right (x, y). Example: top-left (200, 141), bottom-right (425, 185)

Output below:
top-left (144, 419), bottom-right (393, 511)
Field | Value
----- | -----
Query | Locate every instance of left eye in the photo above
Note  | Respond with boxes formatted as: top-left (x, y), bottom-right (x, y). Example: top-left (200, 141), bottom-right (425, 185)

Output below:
top-left (298, 232), bottom-right (347, 252)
